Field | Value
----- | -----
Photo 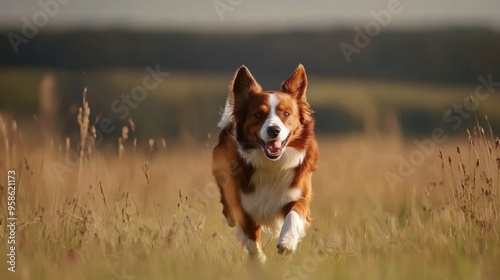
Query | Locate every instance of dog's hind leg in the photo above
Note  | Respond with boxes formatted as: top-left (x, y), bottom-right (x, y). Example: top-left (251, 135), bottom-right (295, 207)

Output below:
top-left (212, 169), bottom-right (239, 227)
top-left (212, 127), bottom-right (246, 227)
top-left (213, 149), bottom-right (238, 226)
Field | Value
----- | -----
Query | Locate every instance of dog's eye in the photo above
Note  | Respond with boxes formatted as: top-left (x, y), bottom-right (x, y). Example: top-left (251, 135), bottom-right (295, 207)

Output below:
top-left (255, 112), bottom-right (263, 119)
top-left (284, 111), bottom-right (290, 117)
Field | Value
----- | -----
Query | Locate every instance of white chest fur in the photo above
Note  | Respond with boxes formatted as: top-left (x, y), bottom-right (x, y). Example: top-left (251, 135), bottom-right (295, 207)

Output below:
top-left (240, 168), bottom-right (302, 233)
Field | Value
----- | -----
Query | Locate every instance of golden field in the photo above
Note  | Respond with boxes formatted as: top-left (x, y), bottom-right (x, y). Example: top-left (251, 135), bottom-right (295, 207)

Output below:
top-left (0, 71), bottom-right (499, 279)
top-left (0, 111), bottom-right (499, 280)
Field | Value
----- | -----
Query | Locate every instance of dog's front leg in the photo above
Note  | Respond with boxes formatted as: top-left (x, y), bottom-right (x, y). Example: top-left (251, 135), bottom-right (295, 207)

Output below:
top-left (236, 215), bottom-right (267, 264)
top-left (278, 198), bottom-right (310, 254)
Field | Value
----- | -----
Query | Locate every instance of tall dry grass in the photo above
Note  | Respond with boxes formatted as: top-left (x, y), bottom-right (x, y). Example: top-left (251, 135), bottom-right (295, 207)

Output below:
top-left (0, 92), bottom-right (499, 280)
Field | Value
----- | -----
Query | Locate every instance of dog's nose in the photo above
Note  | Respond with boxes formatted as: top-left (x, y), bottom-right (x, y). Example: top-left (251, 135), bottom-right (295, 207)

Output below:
top-left (266, 126), bottom-right (281, 138)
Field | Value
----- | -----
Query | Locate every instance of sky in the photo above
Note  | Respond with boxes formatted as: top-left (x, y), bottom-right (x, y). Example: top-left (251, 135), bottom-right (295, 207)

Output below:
top-left (0, 0), bottom-right (499, 32)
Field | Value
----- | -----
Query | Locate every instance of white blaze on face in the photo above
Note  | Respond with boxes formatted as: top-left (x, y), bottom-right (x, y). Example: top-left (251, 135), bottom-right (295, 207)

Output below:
top-left (260, 94), bottom-right (290, 142)
top-left (258, 94), bottom-right (291, 160)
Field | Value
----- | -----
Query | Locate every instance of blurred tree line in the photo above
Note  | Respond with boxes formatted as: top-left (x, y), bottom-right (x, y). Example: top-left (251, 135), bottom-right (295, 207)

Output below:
top-left (1, 28), bottom-right (500, 144)
top-left (1, 28), bottom-right (499, 84)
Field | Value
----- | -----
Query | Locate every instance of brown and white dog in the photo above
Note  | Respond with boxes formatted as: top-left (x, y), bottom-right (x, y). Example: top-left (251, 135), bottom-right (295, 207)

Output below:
top-left (212, 64), bottom-right (318, 263)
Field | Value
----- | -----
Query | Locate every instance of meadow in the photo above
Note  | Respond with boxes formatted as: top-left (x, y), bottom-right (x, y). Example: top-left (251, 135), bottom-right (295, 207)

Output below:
top-left (0, 71), bottom-right (499, 280)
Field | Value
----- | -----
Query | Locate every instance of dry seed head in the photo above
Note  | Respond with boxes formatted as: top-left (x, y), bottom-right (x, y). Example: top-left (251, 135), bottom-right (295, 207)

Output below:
top-left (118, 137), bottom-right (125, 158)
top-left (77, 108), bottom-right (82, 123)
top-left (77, 107), bottom-right (90, 128)
top-left (77, 87), bottom-right (91, 160)
top-left (65, 137), bottom-right (70, 153)
top-left (0, 114), bottom-right (7, 137)
top-left (438, 149), bottom-right (444, 160)
top-left (90, 115), bottom-right (100, 141)
top-left (128, 118), bottom-right (136, 132)
top-left (122, 126), bottom-right (129, 142)
top-left (90, 126), bottom-right (97, 140)
top-left (466, 129), bottom-right (474, 146)
top-left (149, 138), bottom-right (155, 152)
top-left (84, 103), bottom-right (90, 117)
top-left (456, 146), bottom-right (460, 154)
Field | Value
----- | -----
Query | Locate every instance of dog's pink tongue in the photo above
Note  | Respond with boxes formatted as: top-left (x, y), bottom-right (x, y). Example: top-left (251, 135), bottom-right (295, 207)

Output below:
top-left (265, 140), bottom-right (282, 153)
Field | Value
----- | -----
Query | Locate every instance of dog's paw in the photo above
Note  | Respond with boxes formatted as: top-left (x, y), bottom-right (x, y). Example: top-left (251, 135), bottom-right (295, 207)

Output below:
top-left (277, 211), bottom-right (305, 255)
top-left (277, 238), bottom-right (297, 255)
top-left (249, 251), bottom-right (267, 264)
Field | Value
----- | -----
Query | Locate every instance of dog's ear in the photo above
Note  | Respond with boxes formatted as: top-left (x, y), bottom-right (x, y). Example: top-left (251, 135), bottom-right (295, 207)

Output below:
top-left (281, 64), bottom-right (307, 100)
top-left (231, 65), bottom-right (262, 99)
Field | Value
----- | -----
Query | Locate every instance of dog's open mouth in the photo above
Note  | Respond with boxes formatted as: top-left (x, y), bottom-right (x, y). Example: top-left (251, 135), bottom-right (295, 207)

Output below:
top-left (258, 137), bottom-right (289, 160)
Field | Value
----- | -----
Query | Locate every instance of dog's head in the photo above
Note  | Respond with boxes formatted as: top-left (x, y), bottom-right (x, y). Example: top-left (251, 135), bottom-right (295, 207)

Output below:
top-left (231, 64), bottom-right (313, 161)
